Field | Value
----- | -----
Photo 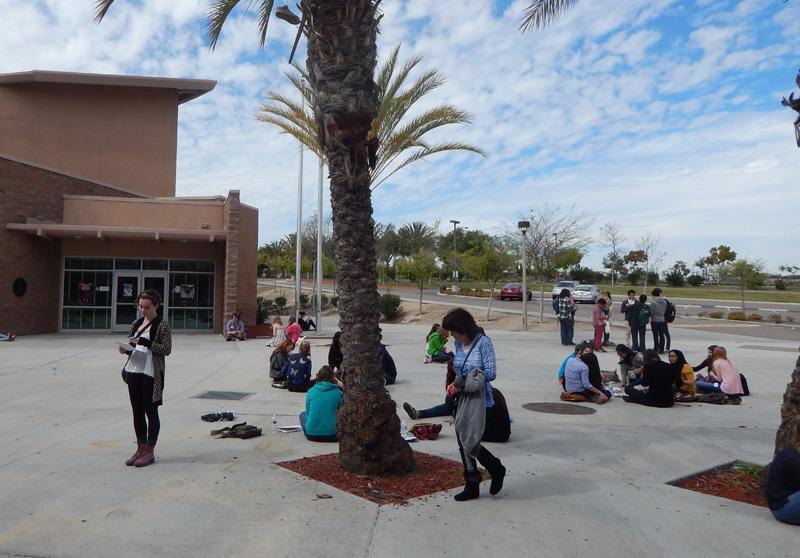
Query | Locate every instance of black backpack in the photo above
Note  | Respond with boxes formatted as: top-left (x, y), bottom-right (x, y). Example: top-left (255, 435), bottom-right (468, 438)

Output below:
top-left (665, 299), bottom-right (676, 323)
top-left (552, 297), bottom-right (559, 314)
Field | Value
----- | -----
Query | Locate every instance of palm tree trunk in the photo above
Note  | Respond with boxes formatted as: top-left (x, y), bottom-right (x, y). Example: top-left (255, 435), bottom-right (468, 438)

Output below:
top-left (775, 354), bottom-right (800, 455)
top-left (306, 0), bottom-right (414, 475)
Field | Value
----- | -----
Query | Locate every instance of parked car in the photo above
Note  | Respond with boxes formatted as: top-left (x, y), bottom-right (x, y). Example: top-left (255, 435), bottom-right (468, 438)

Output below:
top-left (571, 284), bottom-right (599, 304)
top-left (551, 280), bottom-right (577, 299)
top-left (500, 283), bottom-right (532, 301)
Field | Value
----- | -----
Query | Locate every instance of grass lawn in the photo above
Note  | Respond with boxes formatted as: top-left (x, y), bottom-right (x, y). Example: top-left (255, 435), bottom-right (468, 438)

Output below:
top-left (593, 285), bottom-right (800, 303)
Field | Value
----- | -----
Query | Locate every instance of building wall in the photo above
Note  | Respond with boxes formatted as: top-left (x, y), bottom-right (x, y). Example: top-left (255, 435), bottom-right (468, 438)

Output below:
top-left (237, 204), bottom-right (259, 327)
top-left (0, 157), bottom-right (138, 335)
top-left (63, 196), bottom-right (225, 230)
top-left (0, 83), bottom-right (178, 197)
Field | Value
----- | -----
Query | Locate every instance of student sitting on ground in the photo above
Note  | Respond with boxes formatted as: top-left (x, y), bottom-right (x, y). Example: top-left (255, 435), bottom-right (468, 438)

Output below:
top-left (269, 340), bottom-right (294, 388)
top-left (0, 332), bottom-right (16, 342)
top-left (581, 344), bottom-right (611, 399)
top-left (616, 344), bottom-right (639, 386)
top-left (765, 438), bottom-right (800, 525)
top-left (669, 349), bottom-right (696, 400)
top-left (285, 315), bottom-right (303, 344)
top-left (695, 346), bottom-right (744, 399)
top-left (623, 349), bottom-right (682, 407)
top-left (424, 323), bottom-right (452, 364)
top-left (266, 316), bottom-right (287, 347)
top-left (563, 342), bottom-right (610, 403)
top-left (299, 366), bottom-right (342, 442)
top-left (225, 313), bottom-right (246, 341)
top-left (328, 331), bottom-right (343, 372)
top-left (285, 340), bottom-right (313, 392)
top-left (380, 339), bottom-right (397, 385)
top-left (693, 345), bottom-right (718, 374)
top-left (557, 344), bottom-right (583, 390)
top-left (298, 311), bottom-right (317, 332)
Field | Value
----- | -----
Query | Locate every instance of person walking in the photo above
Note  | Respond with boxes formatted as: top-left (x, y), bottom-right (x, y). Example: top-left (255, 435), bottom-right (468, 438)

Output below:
top-left (597, 291), bottom-right (613, 346)
top-left (649, 288), bottom-right (670, 354)
top-left (620, 290), bottom-right (641, 351)
top-left (442, 308), bottom-right (506, 501)
top-left (118, 289), bottom-right (172, 468)
top-left (637, 294), bottom-right (650, 350)
top-left (592, 299), bottom-right (608, 352)
top-left (556, 289), bottom-right (576, 346)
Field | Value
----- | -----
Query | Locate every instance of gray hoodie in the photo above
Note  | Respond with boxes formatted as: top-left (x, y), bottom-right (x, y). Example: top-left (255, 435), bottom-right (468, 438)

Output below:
top-left (649, 297), bottom-right (667, 323)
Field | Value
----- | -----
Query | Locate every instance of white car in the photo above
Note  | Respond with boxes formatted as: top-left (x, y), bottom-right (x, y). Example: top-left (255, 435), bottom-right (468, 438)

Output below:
top-left (551, 280), bottom-right (577, 299)
top-left (572, 285), bottom-right (599, 304)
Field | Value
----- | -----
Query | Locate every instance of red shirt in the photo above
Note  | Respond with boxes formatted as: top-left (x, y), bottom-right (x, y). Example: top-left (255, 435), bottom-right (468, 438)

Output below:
top-left (286, 323), bottom-right (303, 343)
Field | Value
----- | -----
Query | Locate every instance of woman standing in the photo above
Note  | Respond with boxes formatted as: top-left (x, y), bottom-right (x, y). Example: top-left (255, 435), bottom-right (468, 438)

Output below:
top-left (442, 308), bottom-right (505, 501)
top-left (556, 289), bottom-right (576, 346)
top-left (118, 289), bottom-right (172, 467)
top-left (591, 299), bottom-right (608, 352)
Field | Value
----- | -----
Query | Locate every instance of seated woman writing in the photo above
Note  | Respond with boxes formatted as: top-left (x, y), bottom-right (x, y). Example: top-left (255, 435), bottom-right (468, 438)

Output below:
top-left (623, 349), bottom-right (682, 407)
top-left (424, 323), bottom-right (452, 364)
top-left (299, 366), bottom-right (342, 442)
top-left (695, 346), bottom-right (744, 400)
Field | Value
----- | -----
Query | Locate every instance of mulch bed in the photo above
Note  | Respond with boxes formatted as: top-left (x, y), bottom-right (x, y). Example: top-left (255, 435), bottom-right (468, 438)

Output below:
top-left (278, 451), bottom-right (465, 505)
top-left (670, 461), bottom-right (767, 508)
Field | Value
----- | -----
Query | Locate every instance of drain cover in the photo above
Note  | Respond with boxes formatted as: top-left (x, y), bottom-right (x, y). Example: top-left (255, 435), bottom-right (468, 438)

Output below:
top-left (193, 390), bottom-right (254, 401)
top-left (522, 402), bottom-right (596, 415)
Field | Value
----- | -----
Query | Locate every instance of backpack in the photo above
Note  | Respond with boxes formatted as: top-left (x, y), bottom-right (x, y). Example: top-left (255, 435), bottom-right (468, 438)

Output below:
top-left (638, 305), bottom-right (651, 326)
top-left (552, 297), bottom-right (559, 314)
top-left (740, 373), bottom-right (750, 396)
top-left (269, 352), bottom-right (286, 380)
top-left (665, 299), bottom-right (676, 323)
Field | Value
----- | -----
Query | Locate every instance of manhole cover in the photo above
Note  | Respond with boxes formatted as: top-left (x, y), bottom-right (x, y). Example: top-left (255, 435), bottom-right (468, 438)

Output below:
top-left (193, 390), bottom-right (254, 401)
top-left (522, 402), bottom-right (596, 415)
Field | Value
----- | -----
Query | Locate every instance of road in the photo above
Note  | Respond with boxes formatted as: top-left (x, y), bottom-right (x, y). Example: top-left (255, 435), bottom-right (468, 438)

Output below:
top-left (259, 279), bottom-right (800, 342)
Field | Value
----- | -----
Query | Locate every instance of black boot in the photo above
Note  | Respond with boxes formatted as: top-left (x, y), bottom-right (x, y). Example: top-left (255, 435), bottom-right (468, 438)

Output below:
top-left (454, 472), bottom-right (481, 502)
top-left (477, 447), bottom-right (506, 496)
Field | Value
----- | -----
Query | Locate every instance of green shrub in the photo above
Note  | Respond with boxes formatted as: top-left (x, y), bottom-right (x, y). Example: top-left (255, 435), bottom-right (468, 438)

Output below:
top-left (378, 293), bottom-right (403, 321)
top-left (275, 296), bottom-right (287, 311)
top-left (687, 274), bottom-right (704, 287)
top-left (646, 272), bottom-right (660, 285)
top-left (747, 313), bottom-right (763, 322)
top-left (300, 293), bottom-right (310, 306)
top-left (769, 313), bottom-right (783, 323)
top-left (256, 296), bottom-right (268, 324)
top-left (697, 311), bottom-right (708, 317)
top-left (664, 270), bottom-right (685, 287)
top-left (627, 270), bottom-right (643, 285)
top-left (727, 311), bottom-right (746, 321)
top-left (708, 311), bottom-right (724, 319)
top-left (321, 293), bottom-right (329, 307)
top-left (330, 296), bottom-right (339, 308)
top-left (774, 279), bottom-right (787, 291)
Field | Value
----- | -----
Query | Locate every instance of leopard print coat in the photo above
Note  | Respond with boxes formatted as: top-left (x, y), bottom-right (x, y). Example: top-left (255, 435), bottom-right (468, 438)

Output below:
top-left (127, 317), bottom-right (172, 405)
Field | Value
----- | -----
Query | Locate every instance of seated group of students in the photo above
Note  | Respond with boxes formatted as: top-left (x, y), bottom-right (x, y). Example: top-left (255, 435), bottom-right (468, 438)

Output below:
top-left (560, 342), bottom-right (749, 407)
top-left (266, 329), bottom-right (397, 443)
top-left (402, 323), bottom-right (512, 443)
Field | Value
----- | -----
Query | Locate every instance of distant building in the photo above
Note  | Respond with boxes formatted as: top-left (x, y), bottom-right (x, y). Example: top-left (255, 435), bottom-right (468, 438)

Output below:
top-left (0, 70), bottom-right (257, 335)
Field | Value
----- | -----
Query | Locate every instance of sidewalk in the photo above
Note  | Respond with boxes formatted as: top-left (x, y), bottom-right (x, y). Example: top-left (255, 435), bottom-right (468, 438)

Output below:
top-left (0, 323), bottom-right (797, 558)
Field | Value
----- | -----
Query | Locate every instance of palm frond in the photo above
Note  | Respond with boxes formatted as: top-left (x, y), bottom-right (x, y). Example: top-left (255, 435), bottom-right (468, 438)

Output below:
top-left (207, 0), bottom-right (244, 50)
top-left (372, 142), bottom-right (485, 191)
top-left (255, 0), bottom-right (275, 48)
top-left (520, 0), bottom-right (579, 32)
top-left (93, 0), bottom-right (116, 23)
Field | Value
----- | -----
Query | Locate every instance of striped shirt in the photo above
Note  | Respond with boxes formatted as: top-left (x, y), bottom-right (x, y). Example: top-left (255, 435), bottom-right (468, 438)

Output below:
top-left (453, 334), bottom-right (497, 408)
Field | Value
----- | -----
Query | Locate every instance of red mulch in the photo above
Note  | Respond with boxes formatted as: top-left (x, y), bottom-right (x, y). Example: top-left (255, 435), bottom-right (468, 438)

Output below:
top-left (278, 451), bottom-right (465, 505)
top-left (672, 462), bottom-right (768, 508)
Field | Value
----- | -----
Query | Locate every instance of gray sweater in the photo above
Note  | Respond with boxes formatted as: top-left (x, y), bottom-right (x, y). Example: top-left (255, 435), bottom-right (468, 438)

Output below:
top-left (649, 297), bottom-right (667, 323)
top-left (454, 367), bottom-right (486, 464)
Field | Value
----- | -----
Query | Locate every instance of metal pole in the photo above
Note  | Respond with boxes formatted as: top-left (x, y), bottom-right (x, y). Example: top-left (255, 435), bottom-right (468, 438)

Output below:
top-left (450, 219), bottom-right (460, 293)
top-left (295, 144), bottom-right (303, 322)
top-left (316, 156), bottom-right (323, 333)
top-left (521, 231), bottom-right (528, 330)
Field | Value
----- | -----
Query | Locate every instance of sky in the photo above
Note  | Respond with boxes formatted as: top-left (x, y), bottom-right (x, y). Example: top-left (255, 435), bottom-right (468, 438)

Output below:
top-left (1, 0), bottom-right (799, 274)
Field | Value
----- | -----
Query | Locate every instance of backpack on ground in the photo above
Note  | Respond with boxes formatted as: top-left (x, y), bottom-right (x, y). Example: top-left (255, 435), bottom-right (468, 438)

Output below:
top-left (552, 297), bottom-right (559, 314)
top-left (638, 305), bottom-right (651, 326)
top-left (740, 373), bottom-right (750, 396)
top-left (665, 299), bottom-right (676, 323)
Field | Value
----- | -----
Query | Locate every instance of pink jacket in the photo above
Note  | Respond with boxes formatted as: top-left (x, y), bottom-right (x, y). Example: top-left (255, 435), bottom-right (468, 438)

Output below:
top-left (592, 305), bottom-right (607, 327)
top-left (712, 358), bottom-right (744, 395)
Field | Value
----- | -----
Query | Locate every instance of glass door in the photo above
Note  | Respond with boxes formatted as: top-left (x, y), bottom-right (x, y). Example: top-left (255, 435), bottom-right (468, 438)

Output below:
top-left (142, 273), bottom-right (168, 322)
top-left (112, 273), bottom-right (140, 332)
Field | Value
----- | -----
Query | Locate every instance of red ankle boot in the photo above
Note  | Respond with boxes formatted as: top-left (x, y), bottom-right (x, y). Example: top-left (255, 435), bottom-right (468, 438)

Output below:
top-left (133, 443), bottom-right (155, 467)
top-left (125, 443), bottom-right (145, 466)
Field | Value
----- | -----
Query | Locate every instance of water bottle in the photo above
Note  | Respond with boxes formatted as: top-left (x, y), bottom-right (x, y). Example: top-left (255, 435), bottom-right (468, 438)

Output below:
top-left (271, 414), bottom-right (277, 431)
top-left (400, 419), bottom-right (408, 437)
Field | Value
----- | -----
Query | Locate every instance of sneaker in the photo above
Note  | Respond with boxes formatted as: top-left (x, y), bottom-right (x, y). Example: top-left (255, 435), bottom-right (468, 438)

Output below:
top-left (622, 396), bottom-right (632, 403)
top-left (423, 356), bottom-right (432, 364)
top-left (402, 402), bottom-right (419, 420)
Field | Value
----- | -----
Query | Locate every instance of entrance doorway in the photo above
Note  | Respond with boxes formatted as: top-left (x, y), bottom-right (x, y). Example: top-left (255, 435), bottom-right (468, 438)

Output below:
top-left (112, 272), bottom-right (168, 332)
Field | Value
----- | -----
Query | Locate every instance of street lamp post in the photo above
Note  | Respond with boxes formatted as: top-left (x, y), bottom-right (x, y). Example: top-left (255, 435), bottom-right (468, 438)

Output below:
top-left (518, 220), bottom-right (530, 330)
top-left (295, 144), bottom-right (303, 323)
top-left (315, 156), bottom-right (323, 334)
top-left (450, 219), bottom-right (460, 293)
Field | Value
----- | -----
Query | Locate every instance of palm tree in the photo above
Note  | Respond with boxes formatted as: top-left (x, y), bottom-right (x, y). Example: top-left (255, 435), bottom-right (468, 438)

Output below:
top-left (520, 0), bottom-right (580, 31)
top-left (95, 0), bottom-right (415, 475)
top-left (258, 45), bottom-right (484, 191)
top-left (397, 221), bottom-right (438, 256)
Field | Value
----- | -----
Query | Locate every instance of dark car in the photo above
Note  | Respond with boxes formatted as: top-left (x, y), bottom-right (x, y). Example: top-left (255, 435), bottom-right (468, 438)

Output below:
top-left (500, 283), bottom-right (532, 301)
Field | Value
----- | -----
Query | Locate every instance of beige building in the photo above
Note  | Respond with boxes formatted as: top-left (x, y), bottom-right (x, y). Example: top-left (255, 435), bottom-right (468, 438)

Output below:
top-left (0, 70), bottom-right (258, 335)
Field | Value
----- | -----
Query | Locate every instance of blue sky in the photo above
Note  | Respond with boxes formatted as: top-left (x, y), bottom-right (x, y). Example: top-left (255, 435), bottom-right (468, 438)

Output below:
top-left (1, 0), bottom-right (799, 273)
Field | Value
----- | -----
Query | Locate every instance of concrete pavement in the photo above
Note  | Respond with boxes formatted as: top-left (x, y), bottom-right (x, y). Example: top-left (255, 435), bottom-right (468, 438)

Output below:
top-left (0, 320), bottom-right (798, 558)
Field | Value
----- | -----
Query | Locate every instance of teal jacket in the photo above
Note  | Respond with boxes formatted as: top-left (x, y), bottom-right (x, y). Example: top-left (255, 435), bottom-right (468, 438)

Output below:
top-left (304, 382), bottom-right (342, 437)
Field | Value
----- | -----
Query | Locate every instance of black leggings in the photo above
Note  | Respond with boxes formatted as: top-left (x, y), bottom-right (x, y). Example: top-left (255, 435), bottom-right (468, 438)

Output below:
top-left (128, 373), bottom-right (160, 444)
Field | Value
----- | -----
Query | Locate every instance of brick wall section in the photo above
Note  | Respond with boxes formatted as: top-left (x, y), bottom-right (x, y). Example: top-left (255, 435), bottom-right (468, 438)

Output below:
top-left (236, 204), bottom-right (258, 328)
top-left (222, 191), bottom-right (241, 330)
top-left (0, 156), bottom-right (138, 335)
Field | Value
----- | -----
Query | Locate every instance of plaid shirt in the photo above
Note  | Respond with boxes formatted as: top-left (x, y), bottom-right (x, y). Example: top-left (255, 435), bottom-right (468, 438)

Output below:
top-left (558, 297), bottom-right (575, 319)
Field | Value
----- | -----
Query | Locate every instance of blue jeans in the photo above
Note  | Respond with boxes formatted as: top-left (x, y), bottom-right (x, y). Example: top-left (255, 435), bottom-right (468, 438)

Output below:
top-left (773, 490), bottom-right (800, 525)
top-left (628, 323), bottom-right (641, 351)
top-left (559, 318), bottom-right (574, 345)
top-left (418, 401), bottom-right (453, 419)
top-left (695, 380), bottom-right (721, 393)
